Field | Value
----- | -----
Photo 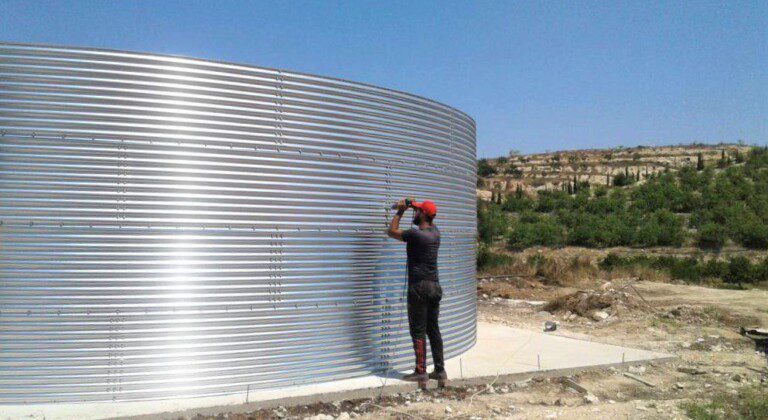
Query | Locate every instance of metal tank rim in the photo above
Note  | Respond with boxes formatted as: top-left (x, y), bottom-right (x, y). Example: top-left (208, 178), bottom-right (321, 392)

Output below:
top-left (0, 41), bottom-right (476, 127)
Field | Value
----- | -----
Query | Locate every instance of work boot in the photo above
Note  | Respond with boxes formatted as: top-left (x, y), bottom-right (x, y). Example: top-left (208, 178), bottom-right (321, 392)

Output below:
top-left (429, 370), bottom-right (448, 388)
top-left (402, 371), bottom-right (428, 390)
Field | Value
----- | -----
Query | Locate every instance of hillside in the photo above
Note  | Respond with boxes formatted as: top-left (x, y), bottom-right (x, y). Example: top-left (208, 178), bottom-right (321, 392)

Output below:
top-left (477, 143), bottom-right (753, 200)
top-left (476, 144), bottom-right (768, 288)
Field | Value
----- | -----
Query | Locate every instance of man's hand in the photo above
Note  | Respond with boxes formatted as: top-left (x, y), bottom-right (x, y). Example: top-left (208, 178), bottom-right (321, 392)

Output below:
top-left (387, 198), bottom-right (409, 241)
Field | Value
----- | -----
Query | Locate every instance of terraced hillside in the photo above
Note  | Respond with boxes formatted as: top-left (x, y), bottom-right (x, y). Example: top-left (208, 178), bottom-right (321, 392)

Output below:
top-left (478, 143), bottom-right (753, 199)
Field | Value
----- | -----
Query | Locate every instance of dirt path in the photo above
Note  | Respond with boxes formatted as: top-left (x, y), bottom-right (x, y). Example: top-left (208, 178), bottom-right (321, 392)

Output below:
top-left (634, 282), bottom-right (768, 325)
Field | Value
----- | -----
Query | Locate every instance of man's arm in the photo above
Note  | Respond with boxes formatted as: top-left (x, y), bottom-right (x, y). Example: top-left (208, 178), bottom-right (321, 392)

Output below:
top-left (387, 199), bottom-right (408, 241)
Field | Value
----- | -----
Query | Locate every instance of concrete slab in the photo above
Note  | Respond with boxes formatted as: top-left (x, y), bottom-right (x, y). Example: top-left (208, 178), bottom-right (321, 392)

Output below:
top-left (0, 322), bottom-right (673, 420)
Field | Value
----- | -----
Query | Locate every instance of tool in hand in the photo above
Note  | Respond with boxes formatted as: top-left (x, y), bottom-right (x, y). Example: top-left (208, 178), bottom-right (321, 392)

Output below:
top-left (391, 197), bottom-right (415, 210)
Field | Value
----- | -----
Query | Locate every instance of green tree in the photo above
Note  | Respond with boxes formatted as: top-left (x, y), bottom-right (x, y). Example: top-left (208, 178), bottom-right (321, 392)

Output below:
top-left (535, 190), bottom-right (572, 212)
top-left (740, 221), bottom-right (768, 249)
top-left (697, 222), bottom-right (727, 249)
top-left (636, 210), bottom-right (685, 247)
top-left (725, 256), bottom-right (755, 286)
top-left (696, 152), bottom-right (704, 170)
top-left (477, 159), bottom-right (497, 177)
top-left (506, 216), bottom-right (565, 250)
top-left (502, 193), bottom-right (534, 212)
top-left (612, 171), bottom-right (635, 187)
top-left (477, 201), bottom-right (507, 244)
top-left (504, 165), bottom-right (523, 177)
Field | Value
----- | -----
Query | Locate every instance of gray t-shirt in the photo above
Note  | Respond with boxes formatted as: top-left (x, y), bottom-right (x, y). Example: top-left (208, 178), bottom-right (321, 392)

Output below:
top-left (402, 225), bottom-right (440, 284)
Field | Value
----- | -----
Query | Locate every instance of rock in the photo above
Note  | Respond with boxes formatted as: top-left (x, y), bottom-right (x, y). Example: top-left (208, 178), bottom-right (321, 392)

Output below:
top-left (482, 293), bottom-right (489, 299)
top-left (608, 400), bottom-right (616, 404)
top-left (544, 321), bottom-right (558, 332)
top-left (677, 367), bottom-right (706, 375)
top-left (567, 313), bottom-right (578, 321)
top-left (584, 394), bottom-right (600, 404)
top-left (273, 410), bottom-right (286, 419)
top-left (591, 311), bottom-right (609, 322)
top-left (444, 406), bottom-right (453, 413)
top-left (492, 406), bottom-right (502, 414)
top-left (404, 400), bottom-right (411, 406)
top-left (628, 365), bottom-right (646, 375)
top-left (732, 374), bottom-right (743, 382)
top-left (332, 401), bottom-right (341, 409)
top-left (336, 412), bottom-right (350, 420)
top-left (304, 415), bottom-right (334, 420)
top-left (515, 381), bottom-right (531, 389)
top-left (674, 382), bottom-right (685, 390)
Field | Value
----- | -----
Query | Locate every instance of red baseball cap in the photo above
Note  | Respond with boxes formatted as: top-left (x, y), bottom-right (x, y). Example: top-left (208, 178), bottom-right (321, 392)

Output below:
top-left (411, 200), bottom-right (437, 217)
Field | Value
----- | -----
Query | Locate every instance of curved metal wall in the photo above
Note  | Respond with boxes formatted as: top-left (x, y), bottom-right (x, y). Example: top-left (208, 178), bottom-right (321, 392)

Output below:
top-left (0, 43), bottom-right (477, 403)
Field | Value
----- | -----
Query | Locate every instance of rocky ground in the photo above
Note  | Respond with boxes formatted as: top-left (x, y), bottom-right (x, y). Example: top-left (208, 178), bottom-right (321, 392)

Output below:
top-left (188, 279), bottom-right (767, 420)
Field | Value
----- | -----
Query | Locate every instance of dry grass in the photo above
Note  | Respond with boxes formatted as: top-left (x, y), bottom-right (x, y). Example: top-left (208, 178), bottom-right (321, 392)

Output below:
top-left (607, 264), bottom-right (672, 283)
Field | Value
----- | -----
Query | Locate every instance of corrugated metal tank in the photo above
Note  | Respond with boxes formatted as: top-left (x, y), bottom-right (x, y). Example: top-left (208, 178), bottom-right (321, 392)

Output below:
top-left (0, 43), bottom-right (477, 403)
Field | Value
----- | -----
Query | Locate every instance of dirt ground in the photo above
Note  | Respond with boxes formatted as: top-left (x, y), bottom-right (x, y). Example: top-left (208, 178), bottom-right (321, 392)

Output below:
top-left (189, 279), bottom-right (767, 420)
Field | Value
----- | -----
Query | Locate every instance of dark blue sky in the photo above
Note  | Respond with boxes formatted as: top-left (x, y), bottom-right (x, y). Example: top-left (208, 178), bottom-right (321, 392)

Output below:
top-left (1, 0), bottom-right (765, 156)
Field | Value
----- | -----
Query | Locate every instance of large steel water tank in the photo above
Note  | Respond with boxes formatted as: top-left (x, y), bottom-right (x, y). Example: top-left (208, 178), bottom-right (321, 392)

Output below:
top-left (0, 43), bottom-right (477, 403)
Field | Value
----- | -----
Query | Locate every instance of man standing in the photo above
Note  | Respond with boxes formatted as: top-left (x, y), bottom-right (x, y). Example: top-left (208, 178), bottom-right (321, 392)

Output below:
top-left (387, 198), bottom-right (447, 389)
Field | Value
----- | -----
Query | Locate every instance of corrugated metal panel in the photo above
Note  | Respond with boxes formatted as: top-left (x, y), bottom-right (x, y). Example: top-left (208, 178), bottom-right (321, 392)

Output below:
top-left (0, 43), bottom-right (477, 403)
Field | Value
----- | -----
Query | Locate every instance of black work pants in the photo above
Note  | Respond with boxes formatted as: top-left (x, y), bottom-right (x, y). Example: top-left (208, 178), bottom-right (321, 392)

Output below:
top-left (407, 280), bottom-right (444, 374)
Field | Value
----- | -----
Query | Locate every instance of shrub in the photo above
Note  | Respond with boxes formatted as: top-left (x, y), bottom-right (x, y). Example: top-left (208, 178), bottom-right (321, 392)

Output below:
top-left (612, 172), bottom-right (634, 187)
top-left (697, 222), bottom-right (727, 249)
top-left (535, 190), bottom-right (572, 213)
top-left (477, 159), bottom-right (497, 177)
top-left (631, 173), bottom-right (689, 212)
top-left (477, 243), bottom-right (515, 271)
top-left (477, 201), bottom-right (508, 244)
top-left (599, 253), bottom-right (625, 270)
top-left (599, 254), bottom-right (768, 287)
top-left (507, 216), bottom-right (565, 250)
top-left (725, 256), bottom-right (755, 286)
top-left (683, 385), bottom-right (768, 420)
top-left (668, 257), bottom-right (703, 282)
top-left (566, 212), bottom-right (637, 248)
top-left (593, 185), bottom-right (608, 198)
top-left (502, 195), bottom-right (533, 212)
top-left (636, 210), bottom-right (685, 247)
top-left (504, 165), bottom-right (523, 177)
top-left (701, 259), bottom-right (729, 279)
top-left (740, 222), bottom-right (768, 249)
